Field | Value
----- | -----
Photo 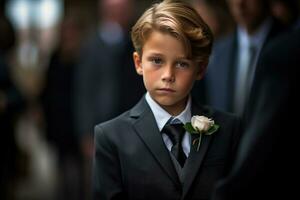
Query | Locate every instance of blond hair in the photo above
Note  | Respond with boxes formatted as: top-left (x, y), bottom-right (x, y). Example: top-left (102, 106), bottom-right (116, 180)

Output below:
top-left (131, 0), bottom-right (213, 66)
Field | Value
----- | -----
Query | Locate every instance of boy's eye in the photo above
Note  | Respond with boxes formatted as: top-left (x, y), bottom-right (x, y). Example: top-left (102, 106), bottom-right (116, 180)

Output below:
top-left (150, 57), bottom-right (163, 65)
top-left (176, 61), bottom-right (189, 68)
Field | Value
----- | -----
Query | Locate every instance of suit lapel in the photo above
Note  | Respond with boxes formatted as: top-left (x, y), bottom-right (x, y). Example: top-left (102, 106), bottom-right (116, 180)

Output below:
top-left (227, 32), bottom-right (239, 111)
top-left (181, 101), bottom-right (214, 199)
top-left (130, 97), bottom-right (181, 187)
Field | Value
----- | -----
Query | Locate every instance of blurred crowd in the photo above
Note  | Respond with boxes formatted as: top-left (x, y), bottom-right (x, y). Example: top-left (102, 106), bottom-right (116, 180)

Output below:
top-left (1, 0), bottom-right (299, 200)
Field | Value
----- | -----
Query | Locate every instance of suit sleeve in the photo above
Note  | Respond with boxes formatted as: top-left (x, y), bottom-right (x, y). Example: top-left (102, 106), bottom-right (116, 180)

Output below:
top-left (93, 125), bottom-right (125, 200)
top-left (223, 115), bottom-right (243, 178)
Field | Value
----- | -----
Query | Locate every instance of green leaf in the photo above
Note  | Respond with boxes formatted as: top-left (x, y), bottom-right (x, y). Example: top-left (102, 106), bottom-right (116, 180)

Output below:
top-left (205, 124), bottom-right (219, 135)
top-left (183, 123), bottom-right (199, 134)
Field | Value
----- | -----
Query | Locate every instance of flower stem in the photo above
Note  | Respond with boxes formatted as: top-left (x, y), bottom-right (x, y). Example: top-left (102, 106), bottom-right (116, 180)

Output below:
top-left (197, 133), bottom-right (202, 151)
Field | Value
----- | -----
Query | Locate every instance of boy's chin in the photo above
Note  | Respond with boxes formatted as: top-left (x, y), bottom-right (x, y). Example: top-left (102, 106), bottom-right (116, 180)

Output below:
top-left (154, 96), bottom-right (188, 115)
top-left (153, 95), bottom-right (177, 106)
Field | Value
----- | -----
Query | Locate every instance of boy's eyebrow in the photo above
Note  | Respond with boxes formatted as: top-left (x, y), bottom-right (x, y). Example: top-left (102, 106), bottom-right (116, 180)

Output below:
top-left (147, 52), bottom-right (164, 57)
top-left (176, 56), bottom-right (190, 60)
top-left (174, 56), bottom-right (192, 62)
top-left (147, 52), bottom-right (189, 60)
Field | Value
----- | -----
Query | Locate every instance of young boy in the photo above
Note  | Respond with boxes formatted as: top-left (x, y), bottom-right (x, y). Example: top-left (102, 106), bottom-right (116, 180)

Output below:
top-left (93, 1), bottom-right (240, 199)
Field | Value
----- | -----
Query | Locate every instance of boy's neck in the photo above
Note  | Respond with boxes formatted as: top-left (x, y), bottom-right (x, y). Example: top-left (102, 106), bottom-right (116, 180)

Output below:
top-left (147, 93), bottom-right (190, 117)
top-left (162, 102), bottom-right (187, 116)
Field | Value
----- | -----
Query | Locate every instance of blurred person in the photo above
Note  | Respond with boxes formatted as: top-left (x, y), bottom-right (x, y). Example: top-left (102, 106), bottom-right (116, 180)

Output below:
top-left (193, 0), bottom-right (287, 117)
top-left (74, 0), bottom-right (144, 156)
top-left (192, 0), bottom-right (234, 39)
top-left (40, 9), bottom-right (87, 200)
top-left (270, 0), bottom-right (299, 27)
top-left (211, 26), bottom-right (300, 200)
top-left (191, 0), bottom-right (234, 105)
top-left (74, 0), bottom-right (145, 198)
top-left (0, 13), bottom-right (26, 200)
top-left (93, 1), bottom-right (241, 199)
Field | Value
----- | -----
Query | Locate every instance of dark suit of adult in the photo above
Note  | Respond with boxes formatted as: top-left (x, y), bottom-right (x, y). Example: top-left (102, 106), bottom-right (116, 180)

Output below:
top-left (211, 28), bottom-right (300, 200)
top-left (93, 96), bottom-right (241, 200)
top-left (193, 19), bottom-right (286, 114)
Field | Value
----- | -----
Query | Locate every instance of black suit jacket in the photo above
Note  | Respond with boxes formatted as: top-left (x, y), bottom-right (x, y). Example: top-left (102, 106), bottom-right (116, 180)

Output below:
top-left (93, 96), bottom-right (241, 200)
top-left (211, 28), bottom-right (300, 200)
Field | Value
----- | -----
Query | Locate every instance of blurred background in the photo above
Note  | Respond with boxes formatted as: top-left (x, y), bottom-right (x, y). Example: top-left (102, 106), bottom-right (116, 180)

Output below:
top-left (0, 0), bottom-right (299, 199)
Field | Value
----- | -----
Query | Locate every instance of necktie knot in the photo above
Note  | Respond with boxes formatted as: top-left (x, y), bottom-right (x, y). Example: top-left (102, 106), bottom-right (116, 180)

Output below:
top-left (162, 122), bottom-right (186, 167)
top-left (162, 123), bottom-right (185, 145)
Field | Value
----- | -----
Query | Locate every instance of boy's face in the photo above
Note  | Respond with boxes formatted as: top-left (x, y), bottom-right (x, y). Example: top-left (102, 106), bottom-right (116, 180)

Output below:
top-left (133, 30), bottom-right (204, 115)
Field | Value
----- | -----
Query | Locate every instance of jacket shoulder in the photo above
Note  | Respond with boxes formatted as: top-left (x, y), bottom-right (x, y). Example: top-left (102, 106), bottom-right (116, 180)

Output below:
top-left (94, 110), bottom-right (131, 134)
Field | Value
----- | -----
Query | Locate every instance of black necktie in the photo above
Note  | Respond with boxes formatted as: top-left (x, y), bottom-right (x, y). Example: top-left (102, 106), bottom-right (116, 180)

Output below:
top-left (162, 123), bottom-right (187, 167)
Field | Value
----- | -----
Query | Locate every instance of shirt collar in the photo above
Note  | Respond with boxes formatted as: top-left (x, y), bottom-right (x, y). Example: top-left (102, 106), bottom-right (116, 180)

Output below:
top-left (237, 17), bottom-right (272, 49)
top-left (145, 92), bottom-right (192, 131)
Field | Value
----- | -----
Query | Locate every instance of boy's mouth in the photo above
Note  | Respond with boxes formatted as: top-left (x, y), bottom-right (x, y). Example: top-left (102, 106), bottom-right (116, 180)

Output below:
top-left (157, 88), bottom-right (176, 93)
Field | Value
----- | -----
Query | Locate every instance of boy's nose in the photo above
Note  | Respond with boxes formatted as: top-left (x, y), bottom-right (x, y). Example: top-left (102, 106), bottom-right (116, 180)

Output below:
top-left (161, 65), bottom-right (175, 82)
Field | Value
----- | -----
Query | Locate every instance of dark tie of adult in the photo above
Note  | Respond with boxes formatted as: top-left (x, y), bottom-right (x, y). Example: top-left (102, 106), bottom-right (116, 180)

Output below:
top-left (162, 123), bottom-right (187, 167)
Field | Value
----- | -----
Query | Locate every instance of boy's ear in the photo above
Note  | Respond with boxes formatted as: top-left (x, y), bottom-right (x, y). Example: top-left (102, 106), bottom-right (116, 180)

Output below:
top-left (133, 52), bottom-right (143, 75)
top-left (196, 63), bottom-right (208, 80)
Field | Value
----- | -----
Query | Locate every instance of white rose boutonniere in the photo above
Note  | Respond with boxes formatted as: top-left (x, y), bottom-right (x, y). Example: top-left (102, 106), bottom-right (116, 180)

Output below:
top-left (183, 115), bottom-right (219, 151)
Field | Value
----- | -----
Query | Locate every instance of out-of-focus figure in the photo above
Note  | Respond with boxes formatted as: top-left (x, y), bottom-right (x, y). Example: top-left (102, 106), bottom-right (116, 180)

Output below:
top-left (270, 0), bottom-right (299, 27)
top-left (0, 12), bottom-right (25, 200)
top-left (193, 0), bottom-right (287, 117)
top-left (40, 7), bottom-right (87, 200)
top-left (192, 0), bottom-right (234, 39)
top-left (211, 25), bottom-right (300, 200)
top-left (74, 0), bottom-right (145, 198)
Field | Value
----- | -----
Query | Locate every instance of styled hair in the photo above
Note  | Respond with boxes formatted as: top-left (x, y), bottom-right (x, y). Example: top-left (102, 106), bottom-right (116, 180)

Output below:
top-left (131, 0), bottom-right (214, 66)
